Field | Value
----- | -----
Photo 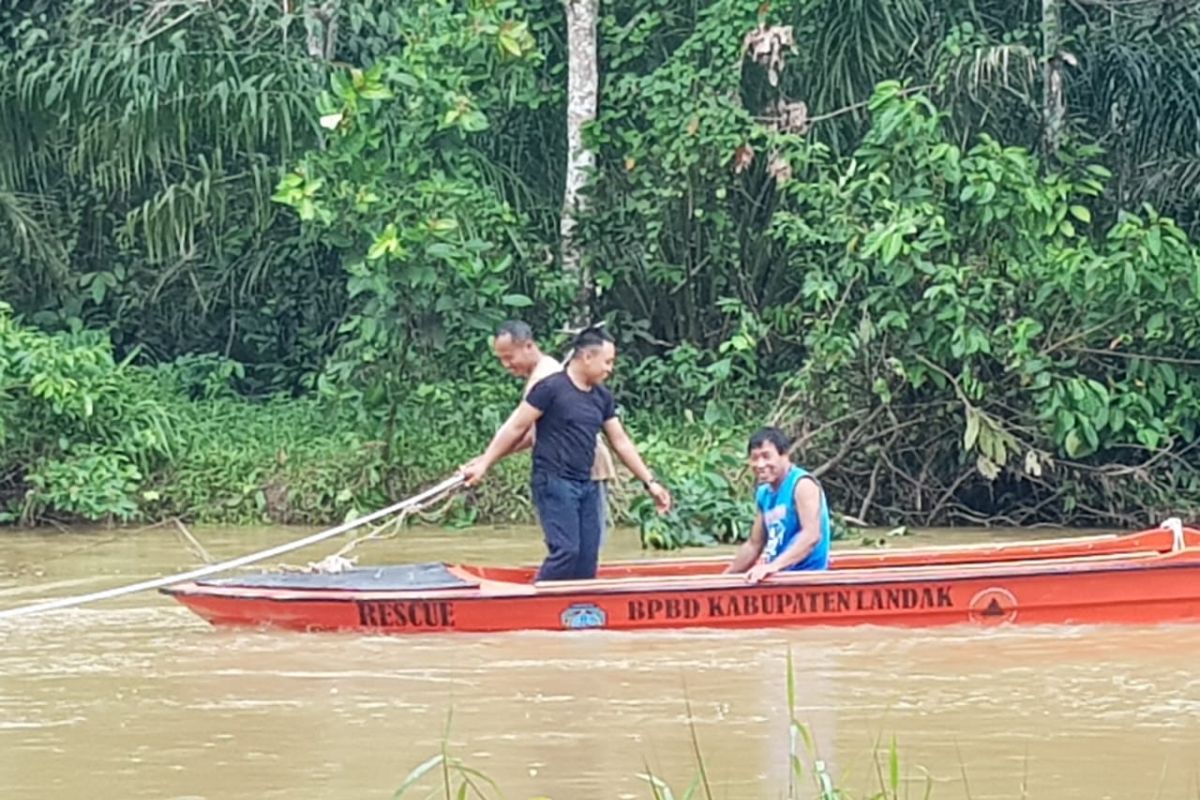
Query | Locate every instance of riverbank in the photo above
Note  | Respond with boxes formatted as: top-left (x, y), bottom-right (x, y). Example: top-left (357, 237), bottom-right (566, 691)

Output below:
top-left (5, 305), bottom-right (1198, 541)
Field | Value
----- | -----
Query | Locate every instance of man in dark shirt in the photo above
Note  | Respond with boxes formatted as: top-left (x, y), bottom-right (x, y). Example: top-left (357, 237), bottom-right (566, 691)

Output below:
top-left (461, 327), bottom-right (671, 581)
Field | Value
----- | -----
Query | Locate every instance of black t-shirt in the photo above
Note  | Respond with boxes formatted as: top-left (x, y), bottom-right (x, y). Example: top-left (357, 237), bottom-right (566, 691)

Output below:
top-left (525, 371), bottom-right (616, 481)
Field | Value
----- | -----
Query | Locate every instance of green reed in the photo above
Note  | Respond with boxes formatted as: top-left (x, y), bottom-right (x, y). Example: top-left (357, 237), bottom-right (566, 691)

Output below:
top-left (392, 647), bottom-right (940, 800)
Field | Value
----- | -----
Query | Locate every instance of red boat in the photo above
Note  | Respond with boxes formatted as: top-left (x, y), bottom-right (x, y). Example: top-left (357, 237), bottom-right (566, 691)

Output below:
top-left (161, 523), bottom-right (1200, 634)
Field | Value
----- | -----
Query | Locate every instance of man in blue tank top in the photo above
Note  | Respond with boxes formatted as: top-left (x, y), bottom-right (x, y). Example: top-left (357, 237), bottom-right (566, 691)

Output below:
top-left (725, 427), bottom-right (832, 582)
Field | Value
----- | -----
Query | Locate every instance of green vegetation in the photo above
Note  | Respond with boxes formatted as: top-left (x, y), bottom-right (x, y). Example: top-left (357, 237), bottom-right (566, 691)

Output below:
top-left (2, 0), bottom-right (1199, 541)
top-left (0, 300), bottom-right (754, 531)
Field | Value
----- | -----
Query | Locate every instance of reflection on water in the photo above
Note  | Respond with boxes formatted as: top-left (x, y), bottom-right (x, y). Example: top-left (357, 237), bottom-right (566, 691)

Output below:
top-left (2, 523), bottom-right (1200, 799)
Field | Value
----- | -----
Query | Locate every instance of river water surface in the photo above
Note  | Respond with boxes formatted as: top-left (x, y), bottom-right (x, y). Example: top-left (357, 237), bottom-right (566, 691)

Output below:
top-left (3, 523), bottom-right (1200, 799)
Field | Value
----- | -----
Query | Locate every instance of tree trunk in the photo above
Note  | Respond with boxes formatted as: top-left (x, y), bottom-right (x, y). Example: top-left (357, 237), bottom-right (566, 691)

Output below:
top-left (561, 0), bottom-right (599, 323)
top-left (1041, 0), bottom-right (1066, 159)
top-left (305, 0), bottom-right (339, 61)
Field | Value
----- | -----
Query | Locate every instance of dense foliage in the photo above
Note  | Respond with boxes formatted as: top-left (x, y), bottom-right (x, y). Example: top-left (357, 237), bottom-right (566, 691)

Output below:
top-left (2, 0), bottom-right (1199, 541)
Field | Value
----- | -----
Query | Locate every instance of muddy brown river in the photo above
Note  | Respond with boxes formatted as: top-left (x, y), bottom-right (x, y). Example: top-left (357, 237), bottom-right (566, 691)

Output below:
top-left (2, 523), bottom-right (1199, 799)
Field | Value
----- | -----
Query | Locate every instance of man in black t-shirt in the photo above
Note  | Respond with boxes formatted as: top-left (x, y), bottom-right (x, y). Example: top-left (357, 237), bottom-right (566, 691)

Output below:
top-left (461, 327), bottom-right (671, 581)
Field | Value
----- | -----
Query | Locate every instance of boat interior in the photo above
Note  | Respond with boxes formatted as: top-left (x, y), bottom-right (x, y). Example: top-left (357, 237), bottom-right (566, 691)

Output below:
top-left (190, 525), bottom-right (1200, 594)
top-left (454, 526), bottom-right (1197, 583)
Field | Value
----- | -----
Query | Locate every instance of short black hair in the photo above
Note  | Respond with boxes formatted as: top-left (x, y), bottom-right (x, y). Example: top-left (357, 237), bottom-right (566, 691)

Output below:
top-left (496, 320), bottom-right (534, 342)
top-left (571, 325), bottom-right (613, 352)
top-left (748, 426), bottom-right (791, 455)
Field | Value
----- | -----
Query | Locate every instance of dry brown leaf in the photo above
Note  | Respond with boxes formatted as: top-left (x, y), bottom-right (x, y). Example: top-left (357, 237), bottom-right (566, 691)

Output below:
top-left (767, 152), bottom-right (792, 184)
top-left (732, 144), bottom-right (755, 174)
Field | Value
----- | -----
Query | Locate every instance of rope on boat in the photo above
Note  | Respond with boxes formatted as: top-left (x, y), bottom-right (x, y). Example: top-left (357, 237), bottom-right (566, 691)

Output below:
top-left (296, 482), bottom-right (465, 574)
top-left (1163, 516), bottom-right (1185, 551)
top-left (0, 474), bottom-right (465, 621)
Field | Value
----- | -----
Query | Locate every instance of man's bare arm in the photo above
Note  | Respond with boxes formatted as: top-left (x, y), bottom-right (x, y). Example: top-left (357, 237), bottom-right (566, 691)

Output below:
top-left (462, 402), bottom-right (543, 485)
top-left (602, 417), bottom-right (671, 512)
top-left (601, 417), bottom-right (655, 484)
top-left (725, 512), bottom-right (766, 573)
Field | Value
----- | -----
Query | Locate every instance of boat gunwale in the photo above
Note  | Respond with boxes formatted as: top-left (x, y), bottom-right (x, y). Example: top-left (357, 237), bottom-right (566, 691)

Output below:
top-left (597, 531), bottom-right (1133, 568)
top-left (469, 530), bottom-right (1185, 579)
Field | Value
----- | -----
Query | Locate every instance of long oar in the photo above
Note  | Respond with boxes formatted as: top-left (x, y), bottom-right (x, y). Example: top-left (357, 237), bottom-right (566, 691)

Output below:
top-left (0, 474), bottom-right (465, 621)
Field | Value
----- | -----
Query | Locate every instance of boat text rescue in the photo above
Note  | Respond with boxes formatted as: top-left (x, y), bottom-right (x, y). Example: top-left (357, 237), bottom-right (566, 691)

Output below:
top-left (356, 600), bottom-right (454, 628)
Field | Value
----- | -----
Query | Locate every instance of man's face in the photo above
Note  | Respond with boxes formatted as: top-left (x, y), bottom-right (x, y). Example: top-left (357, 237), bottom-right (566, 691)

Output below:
top-left (749, 441), bottom-right (790, 486)
top-left (579, 341), bottom-right (616, 385)
top-left (493, 334), bottom-right (534, 377)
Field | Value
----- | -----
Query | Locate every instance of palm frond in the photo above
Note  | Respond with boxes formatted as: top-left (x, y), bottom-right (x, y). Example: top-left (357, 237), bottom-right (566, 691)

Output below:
top-left (0, 189), bottom-right (70, 291)
top-left (0, 0), bottom-right (318, 264)
top-left (779, 0), bottom-right (932, 153)
top-left (1133, 155), bottom-right (1200, 223)
top-left (952, 42), bottom-right (1038, 101)
top-left (1076, 27), bottom-right (1200, 199)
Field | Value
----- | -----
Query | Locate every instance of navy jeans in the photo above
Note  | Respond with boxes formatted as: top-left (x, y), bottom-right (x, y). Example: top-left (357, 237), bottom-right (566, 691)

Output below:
top-left (597, 481), bottom-right (609, 548)
top-left (531, 472), bottom-right (602, 581)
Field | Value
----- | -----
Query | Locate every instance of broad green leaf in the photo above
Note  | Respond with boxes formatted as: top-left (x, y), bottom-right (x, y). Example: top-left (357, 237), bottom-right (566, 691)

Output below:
top-left (330, 70), bottom-right (353, 100)
top-left (881, 231), bottom-right (902, 265)
top-left (1147, 226), bottom-right (1163, 256)
top-left (427, 218), bottom-right (459, 233)
top-left (1081, 420), bottom-right (1099, 450)
top-left (367, 238), bottom-right (391, 261)
top-left (498, 32), bottom-right (523, 58)
top-left (358, 85), bottom-right (394, 101)
top-left (459, 110), bottom-right (489, 132)
top-left (963, 408), bottom-right (981, 452)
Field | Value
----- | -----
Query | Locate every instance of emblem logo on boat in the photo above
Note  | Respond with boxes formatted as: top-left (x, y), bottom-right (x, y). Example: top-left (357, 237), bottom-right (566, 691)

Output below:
top-left (968, 587), bottom-right (1018, 625)
top-left (561, 602), bottom-right (607, 629)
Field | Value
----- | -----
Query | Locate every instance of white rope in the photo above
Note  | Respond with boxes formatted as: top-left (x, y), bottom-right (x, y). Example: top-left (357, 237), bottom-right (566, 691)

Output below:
top-left (1161, 516), bottom-right (1185, 552)
top-left (0, 474), bottom-right (465, 621)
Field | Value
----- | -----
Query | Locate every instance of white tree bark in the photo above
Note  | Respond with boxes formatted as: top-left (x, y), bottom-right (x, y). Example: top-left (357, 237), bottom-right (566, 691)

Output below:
top-left (306, 0), bottom-right (339, 61)
top-left (1042, 0), bottom-right (1065, 158)
top-left (561, 0), bottom-right (599, 320)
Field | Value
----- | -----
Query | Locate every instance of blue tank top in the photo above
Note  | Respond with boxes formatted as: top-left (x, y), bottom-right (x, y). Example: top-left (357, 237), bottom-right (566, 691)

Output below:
top-left (755, 466), bottom-right (831, 571)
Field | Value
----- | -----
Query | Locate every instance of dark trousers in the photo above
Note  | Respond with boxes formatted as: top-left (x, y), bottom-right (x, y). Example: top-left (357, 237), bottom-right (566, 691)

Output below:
top-left (531, 472), bottom-right (602, 581)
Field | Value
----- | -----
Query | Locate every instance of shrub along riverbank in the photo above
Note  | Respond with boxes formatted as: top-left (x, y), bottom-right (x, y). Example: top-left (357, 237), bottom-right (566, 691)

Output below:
top-left (0, 301), bottom-right (759, 547)
top-left (1, 294), bottom-right (1198, 548)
